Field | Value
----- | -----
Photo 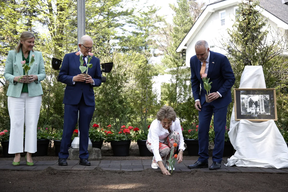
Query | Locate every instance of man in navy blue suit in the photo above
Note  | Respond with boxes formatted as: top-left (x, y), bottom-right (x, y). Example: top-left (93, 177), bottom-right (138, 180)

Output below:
top-left (188, 40), bottom-right (235, 170)
top-left (58, 35), bottom-right (102, 166)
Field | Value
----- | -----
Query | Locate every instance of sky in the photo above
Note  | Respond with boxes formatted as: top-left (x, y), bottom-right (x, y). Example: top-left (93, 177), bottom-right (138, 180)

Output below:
top-left (145, 0), bottom-right (210, 23)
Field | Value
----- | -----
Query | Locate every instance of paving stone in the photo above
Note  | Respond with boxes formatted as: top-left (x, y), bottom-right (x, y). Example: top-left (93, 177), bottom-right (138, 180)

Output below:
top-left (1, 156), bottom-right (288, 174)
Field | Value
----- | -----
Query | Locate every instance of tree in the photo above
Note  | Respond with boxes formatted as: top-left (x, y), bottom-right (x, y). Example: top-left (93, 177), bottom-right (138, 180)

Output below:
top-left (91, 1), bottom-right (161, 129)
top-left (224, 0), bottom-right (288, 129)
top-left (225, 0), bottom-right (287, 88)
top-left (160, 0), bottom-right (203, 125)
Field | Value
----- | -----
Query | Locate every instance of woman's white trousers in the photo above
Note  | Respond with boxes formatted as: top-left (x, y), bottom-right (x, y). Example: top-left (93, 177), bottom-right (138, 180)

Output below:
top-left (8, 93), bottom-right (42, 154)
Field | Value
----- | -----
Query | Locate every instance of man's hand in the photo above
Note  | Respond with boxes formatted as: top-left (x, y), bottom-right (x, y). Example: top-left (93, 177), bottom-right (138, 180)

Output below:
top-left (208, 92), bottom-right (220, 102)
top-left (73, 74), bottom-right (87, 82)
top-left (73, 74), bottom-right (94, 84)
top-left (195, 100), bottom-right (201, 111)
top-left (84, 75), bottom-right (94, 84)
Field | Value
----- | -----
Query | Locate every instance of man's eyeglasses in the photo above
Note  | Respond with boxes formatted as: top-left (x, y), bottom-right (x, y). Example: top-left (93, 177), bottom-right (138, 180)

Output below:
top-left (82, 44), bottom-right (93, 50)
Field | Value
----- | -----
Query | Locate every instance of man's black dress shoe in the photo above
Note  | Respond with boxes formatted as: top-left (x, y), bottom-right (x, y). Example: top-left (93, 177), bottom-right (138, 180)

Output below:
top-left (58, 158), bottom-right (68, 166)
top-left (79, 158), bottom-right (91, 166)
top-left (209, 161), bottom-right (221, 170)
top-left (187, 161), bottom-right (208, 169)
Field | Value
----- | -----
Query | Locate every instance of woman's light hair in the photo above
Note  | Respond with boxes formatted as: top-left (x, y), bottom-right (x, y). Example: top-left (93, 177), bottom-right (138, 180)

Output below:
top-left (16, 31), bottom-right (35, 53)
top-left (157, 106), bottom-right (177, 122)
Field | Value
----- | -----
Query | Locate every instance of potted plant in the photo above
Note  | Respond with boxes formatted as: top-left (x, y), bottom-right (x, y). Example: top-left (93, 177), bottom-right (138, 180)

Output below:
top-left (0, 129), bottom-right (13, 157)
top-left (183, 122), bottom-right (199, 156)
top-left (134, 124), bottom-right (153, 156)
top-left (89, 123), bottom-right (105, 149)
top-left (52, 129), bottom-right (63, 156)
top-left (105, 125), bottom-right (133, 156)
top-left (35, 127), bottom-right (52, 156)
top-left (209, 126), bottom-right (235, 157)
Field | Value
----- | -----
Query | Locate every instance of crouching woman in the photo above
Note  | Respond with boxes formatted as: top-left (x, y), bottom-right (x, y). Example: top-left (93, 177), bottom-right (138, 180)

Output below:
top-left (146, 106), bottom-right (185, 175)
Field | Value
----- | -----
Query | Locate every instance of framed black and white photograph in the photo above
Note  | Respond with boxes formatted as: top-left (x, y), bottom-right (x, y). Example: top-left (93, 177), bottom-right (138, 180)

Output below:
top-left (234, 88), bottom-right (277, 121)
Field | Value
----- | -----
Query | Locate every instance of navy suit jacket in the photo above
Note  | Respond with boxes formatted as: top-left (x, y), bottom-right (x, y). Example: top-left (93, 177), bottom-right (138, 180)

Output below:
top-left (190, 51), bottom-right (235, 108)
top-left (58, 52), bottom-right (102, 106)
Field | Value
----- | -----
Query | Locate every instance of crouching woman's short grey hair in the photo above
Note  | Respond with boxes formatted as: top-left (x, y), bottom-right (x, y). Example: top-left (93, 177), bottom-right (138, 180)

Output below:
top-left (157, 106), bottom-right (177, 122)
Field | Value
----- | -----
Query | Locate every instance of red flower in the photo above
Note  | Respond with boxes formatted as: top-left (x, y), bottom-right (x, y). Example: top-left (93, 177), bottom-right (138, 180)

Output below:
top-left (196, 129), bottom-right (198, 131)
top-left (174, 154), bottom-right (178, 158)
top-left (128, 126), bottom-right (133, 130)
top-left (93, 124), bottom-right (99, 128)
top-left (0, 132), bottom-right (4, 136)
top-left (73, 129), bottom-right (78, 134)
top-left (107, 124), bottom-right (112, 128)
top-left (133, 127), bottom-right (140, 132)
top-left (188, 129), bottom-right (192, 133)
top-left (196, 125), bottom-right (199, 128)
top-left (121, 125), bottom-right (126, 129)
top-left (106, 131), bottom-right (112, 135)
top-left (118, 131), bottom-right (122, 134)
top-left (148, 125), bottom-right (150, 129)
top-left (123, 128), bottom-right (130, 134)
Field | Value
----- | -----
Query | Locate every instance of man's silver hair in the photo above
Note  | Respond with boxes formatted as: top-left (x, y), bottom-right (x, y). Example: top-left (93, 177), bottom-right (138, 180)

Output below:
top-left (195, 40), bottom-right (209, 49)
top-left (80, 35), bottom-right (93, 44)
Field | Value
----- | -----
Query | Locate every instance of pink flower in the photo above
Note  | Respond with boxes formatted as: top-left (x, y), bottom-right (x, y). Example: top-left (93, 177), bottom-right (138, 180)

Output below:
top-left (3, 130), bottom-right (8, 133)
top-left (75, 51), bottom-right (81, 56)
top-left (0, 132), bottom-right (4, 136)
top-left (128, 126), bottom-right (133, 130)
top-left (21, 61), bottom-right (26, 65)
top-left (107, 124), bottom-right (112, 128)
top-left (88, 52), bottom-right (93, 57)
top-left (32, 54), bottom-right (35, 58)
top-left (201, 73), bottom-right (207, 78)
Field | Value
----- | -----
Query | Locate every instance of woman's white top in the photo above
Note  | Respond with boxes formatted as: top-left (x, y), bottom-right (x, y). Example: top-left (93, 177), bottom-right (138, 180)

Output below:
top-left (147, 118), bottom-right (185, 162)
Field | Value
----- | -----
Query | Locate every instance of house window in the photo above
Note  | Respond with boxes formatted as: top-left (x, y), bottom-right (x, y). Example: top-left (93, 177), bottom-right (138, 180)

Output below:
top-left (234, 7), bottom-right (240, 19)
top-left (219, 11), bottom-right (226, 26)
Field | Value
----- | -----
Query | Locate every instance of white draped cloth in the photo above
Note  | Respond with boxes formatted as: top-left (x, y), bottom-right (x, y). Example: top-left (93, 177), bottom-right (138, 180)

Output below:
top-left (226, 66), bottom-right (288, 169)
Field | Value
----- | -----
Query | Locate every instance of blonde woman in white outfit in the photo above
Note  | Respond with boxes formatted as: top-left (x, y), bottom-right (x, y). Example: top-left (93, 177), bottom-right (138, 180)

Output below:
top-left (4, 31), bottom-right (46, 166)
top-left (146, 106), bottom-right (185, 176)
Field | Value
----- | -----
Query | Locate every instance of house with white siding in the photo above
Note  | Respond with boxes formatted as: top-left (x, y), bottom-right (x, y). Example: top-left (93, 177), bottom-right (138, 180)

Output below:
top-left (176, 0), bottom-right (288, 66)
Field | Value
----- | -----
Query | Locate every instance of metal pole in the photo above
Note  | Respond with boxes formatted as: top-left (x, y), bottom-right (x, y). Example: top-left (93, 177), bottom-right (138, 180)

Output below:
top-left (77, 0), bottom-right (85, 44)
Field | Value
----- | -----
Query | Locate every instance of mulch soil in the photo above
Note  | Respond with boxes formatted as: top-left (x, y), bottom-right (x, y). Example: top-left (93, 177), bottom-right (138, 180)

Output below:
top-left (1, 142), bottom-right (288, 192)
